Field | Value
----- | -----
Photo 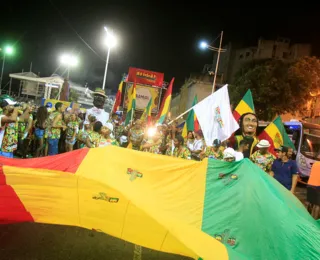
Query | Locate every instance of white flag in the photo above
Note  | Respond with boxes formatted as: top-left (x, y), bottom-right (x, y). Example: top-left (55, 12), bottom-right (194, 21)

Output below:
top-left (193, 85), bottom-right (239, 146)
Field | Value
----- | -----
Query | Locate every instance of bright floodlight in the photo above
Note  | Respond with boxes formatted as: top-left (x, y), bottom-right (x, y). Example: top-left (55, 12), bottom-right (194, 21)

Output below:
top-left (60, 54), bottom-right (79, 67)
top-left (200, 41), bottom-right (208, 49)
top-left (104, 27), bottom-right (117, 48)
top-left (5, 46), bottom-right (13, 54)
top-left (147, 127), bottom-right (157, 137)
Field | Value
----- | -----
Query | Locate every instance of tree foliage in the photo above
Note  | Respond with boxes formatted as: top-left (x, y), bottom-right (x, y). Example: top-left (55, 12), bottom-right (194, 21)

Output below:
top-left (232, 57), bottom-right (320, 120)
top-left (69, 88), bottom-right (79, 103)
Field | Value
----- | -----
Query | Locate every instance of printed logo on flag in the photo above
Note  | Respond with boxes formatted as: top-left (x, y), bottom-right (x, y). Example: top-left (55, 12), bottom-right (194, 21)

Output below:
top-left (214, 106), bottom-right (224, 128)
top-left (92, 192), bottom-right (119, 203)
top-left (127, 168), bottom-right (143, 181)
top-left (214, 229), bottom-right (237, 246)
top-left (218, 173), bottom-right (238, 185)
top-left (274, 132), bottom-right (282, 148)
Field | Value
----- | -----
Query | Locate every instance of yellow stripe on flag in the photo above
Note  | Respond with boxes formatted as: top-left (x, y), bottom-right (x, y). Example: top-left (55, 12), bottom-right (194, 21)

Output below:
top-left (265, 122), bottom-right (284, 149)
top-left (75, 147), bottom-right (213, 258)
top-left (182, 123), bottom-right (188, 139)
top-left (236, 100), bottom-right (254, 115)
top-left (4, 166), bottom-right (79, 226)
top-left (4, 147), bottom-right (230, 259)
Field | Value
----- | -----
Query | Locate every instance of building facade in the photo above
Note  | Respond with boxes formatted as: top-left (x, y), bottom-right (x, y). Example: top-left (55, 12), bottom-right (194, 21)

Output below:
top-left (212, 37), bottom-right (311, 83)
top-left (170, 73), bottom-right (223, 119)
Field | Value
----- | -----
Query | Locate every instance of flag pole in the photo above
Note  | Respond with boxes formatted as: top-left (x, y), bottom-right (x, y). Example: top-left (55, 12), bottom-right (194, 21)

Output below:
top-left (168, 84), bottom-right (227, 125)
top-left (168, 106), bottom-right (194, 125)
top-left (212, 31), bottom-right (223, 94)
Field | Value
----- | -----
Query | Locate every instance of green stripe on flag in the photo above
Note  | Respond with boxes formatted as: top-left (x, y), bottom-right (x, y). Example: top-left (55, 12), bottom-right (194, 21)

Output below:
top-left (158, 114), bottom-right (166, 124)
top-left (273, 116), bottom-right (295, 150)
top-left (201, 159), bottom-right (320, 259)
top-left (242, 90), bottom-right (255, 112)
top-left (186, 96), bottom-right (198, 131)
top-left (125, 109), bottom-right (133, 126)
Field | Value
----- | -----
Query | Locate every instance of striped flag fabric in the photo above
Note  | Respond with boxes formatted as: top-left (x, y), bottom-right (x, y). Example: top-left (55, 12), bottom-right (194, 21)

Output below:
top-left (233, 89), bottom-right (255, 122)
top-left (112, 81), bottom-right (123, 113)
top-left (157, 78), bottom-right (174, 124)
top-left (182, 95), bottom-right (200, 138)
top-left (1, 146), bottom-right (319, 259)
top-left (258, 116), bottom-right (295, 155)
top-left (125, 81), bottom-right (136, 126)
top-left (140, 97), bottom-right (152, 125)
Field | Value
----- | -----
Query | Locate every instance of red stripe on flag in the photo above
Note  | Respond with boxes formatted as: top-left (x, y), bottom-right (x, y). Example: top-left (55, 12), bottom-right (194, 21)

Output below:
top-left (0, 148), bottom-right (89, 173)
top-left (194, 118), bottom-right (200, 132)
top-left (233, 110), bottom-right (241, 122)
top-left (259, 131), bottom-right (277, 156)
top-left (112, 91), bottom-right (122, 113)
top-left (0, 166), bottom-right (34, 224)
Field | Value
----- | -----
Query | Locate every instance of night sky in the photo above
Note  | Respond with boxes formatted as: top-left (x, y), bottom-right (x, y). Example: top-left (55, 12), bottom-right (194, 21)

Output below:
top-left (1, 3), bottom-right (318, 94)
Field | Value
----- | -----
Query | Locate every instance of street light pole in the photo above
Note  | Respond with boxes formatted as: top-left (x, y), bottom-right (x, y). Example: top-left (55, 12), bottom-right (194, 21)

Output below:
top-left (0, 53), bottom-right (6, 94)
top-left (102, 47), bottom-right (110, 90)
top-left (212, 31), bottom-right (224, 93)
top-left (67, 65), bottom-right (70, 79)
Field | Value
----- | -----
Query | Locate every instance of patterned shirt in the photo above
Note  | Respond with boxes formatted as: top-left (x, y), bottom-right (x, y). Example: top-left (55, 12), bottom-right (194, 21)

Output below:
top-left (2, 122), bottom-right (18, 152)
top-left (99, 137), bottom-right (119, 147)
top-left (148, 140), bottom-right (162, 155)
top-left (165, 136), bottom-right (174, 156)
top-left (205, 147), bottom-right (224, 160)
top-left (172, 146), bottom-right (191, 160)
top-left (66, 121), bottom-right (79, 140)
top-left (18, 114), bottom-right (33, 140)
top-left (251, 150), bottom-right (276, 173)
top-left (48, 111), bottom-right (63, 139)
top-left (86, 130), bottom-right (100, 148)
top-left (129, 128), bottom-right (144, 151)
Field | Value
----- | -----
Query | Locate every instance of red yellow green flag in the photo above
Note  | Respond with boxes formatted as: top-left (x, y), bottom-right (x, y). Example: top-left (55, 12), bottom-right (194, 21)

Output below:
top-left (140, 97), bottom-right (152, 125)
top-left (157, 78), bottom-right (174, 124)
top-left (233, 89), bottom-right (255, 122)
top-left (182, 96), bottom-right (200, 138)
top-left (1, 147), bottom-right (319, 259)
top-left (112, 81), bottom-right (123, 113)
top-left (258, 116), bottom-right (295, 155)
top-left (125, 81), bottom-right (136, 126)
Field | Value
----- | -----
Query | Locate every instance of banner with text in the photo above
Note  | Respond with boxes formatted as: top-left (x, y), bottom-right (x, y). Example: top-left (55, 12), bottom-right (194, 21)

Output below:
top-left (124, 84), bottom-right (160, 112)
top-left (127, 67), bottom-right (164, 87)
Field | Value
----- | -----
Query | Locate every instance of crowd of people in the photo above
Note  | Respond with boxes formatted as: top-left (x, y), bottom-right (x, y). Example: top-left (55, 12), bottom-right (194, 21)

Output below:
top-left (0, 94), bottom-right (299, 194)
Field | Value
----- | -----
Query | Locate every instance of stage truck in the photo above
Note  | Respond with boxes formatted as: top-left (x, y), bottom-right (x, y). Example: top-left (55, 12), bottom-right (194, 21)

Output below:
top-left (121, 67), bottom-right (167, 117)
top-left (258, 120), bottom-right (320, 177)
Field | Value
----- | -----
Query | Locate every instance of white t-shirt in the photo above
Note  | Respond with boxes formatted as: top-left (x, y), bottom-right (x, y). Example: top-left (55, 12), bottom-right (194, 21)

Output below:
top-left (235, 152), bottom-right (244, 161)
top-left (84, 107), bottom-right (109, 126)
top-left (192, 139), bottom-right (204, 152)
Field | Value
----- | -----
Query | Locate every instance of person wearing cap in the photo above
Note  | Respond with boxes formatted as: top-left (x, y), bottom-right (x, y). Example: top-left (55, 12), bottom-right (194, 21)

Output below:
top-left (223, 148), bottom-right (236, 162)
top-left (201, 139), bottom-right (223, 160)
top-left (0, 99), bottom-right (31, 158)
top-left (99, 122), bottom-right (119, 147)
top-left (119, 135), bottom-right (128, 148)
top-left (271, 146), bottom-right (299, 193)
top-left (250, 140), bottom-right (276, 174)
top-left (84, 88), bottom-right (109, 127)
top-left (47, 102), bottom-right (66, 155)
